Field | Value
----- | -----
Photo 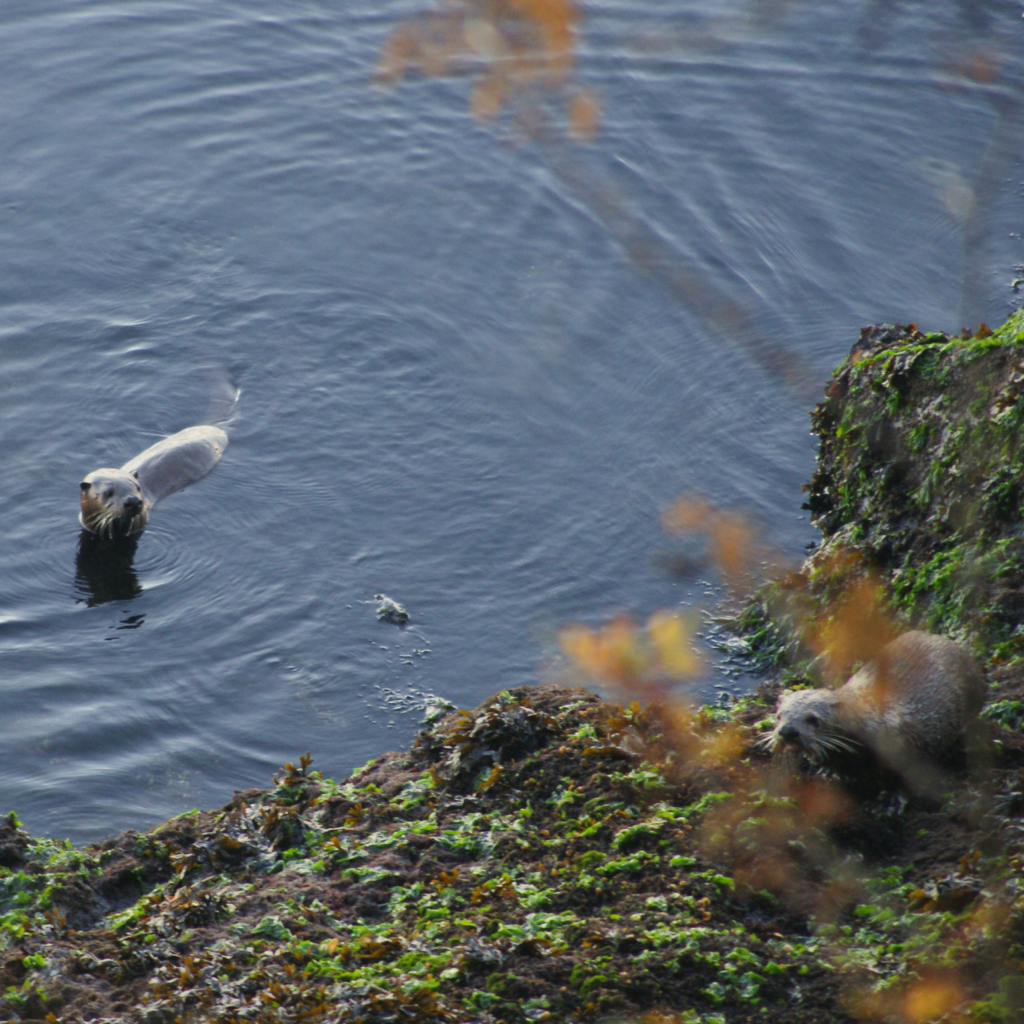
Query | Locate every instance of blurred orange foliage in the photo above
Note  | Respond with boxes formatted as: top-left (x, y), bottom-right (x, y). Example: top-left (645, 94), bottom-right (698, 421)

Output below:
top-left (848, 970), bottom-right (966, 1022)
top-left (375, 0), bottom-right (600, 139)
top-left (805, 575), bottom-right (897, 685)
top-left (560, 493), bottom-right (922, 924)
top-left (939, 45), bottom-right (1003, 86)
top-left (567, 89), bottom-right (601, 141)
top-left (559, 610), bottom-right (703, 691)
top-left (903, 976), bottom-right (966, 1023)
top-left (662, 494), bottom-right (758, 587)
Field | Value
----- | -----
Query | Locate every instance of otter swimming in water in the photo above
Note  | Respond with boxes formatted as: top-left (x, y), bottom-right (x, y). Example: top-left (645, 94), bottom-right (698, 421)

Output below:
top-left (763, 630), bottom-right (987, 793)
top-left (79, 425), bottom-right (228, 538)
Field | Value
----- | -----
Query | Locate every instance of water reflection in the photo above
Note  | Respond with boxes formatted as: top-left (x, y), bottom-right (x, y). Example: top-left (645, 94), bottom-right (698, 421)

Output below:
top-left (376, 0), bottom-right (819, 390)
top-left (959, 88), bottom-right (1024, 327)
top-left (545, 150), bottom-right (820, 397)
top-left (381, 0), bottom-right (1024, 353)
top-left (74, 531), bottom-right (143, 607)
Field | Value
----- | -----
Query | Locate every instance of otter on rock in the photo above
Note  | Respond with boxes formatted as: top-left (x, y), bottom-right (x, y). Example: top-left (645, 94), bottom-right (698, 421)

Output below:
top-left (79, 425), bottom-right (228, 538)
top-left (763, 631), bottom-right (987, 793)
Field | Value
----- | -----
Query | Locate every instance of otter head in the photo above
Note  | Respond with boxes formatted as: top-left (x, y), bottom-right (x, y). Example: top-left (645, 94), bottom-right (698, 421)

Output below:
top-left (79, 469), bottom-right (148, 538)
top-left (764, 688), bottom-right (851, 762)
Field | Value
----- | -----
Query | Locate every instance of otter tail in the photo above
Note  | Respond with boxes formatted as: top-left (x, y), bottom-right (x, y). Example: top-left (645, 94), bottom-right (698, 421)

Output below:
top-left (202, 366), bottom-right (241, 431)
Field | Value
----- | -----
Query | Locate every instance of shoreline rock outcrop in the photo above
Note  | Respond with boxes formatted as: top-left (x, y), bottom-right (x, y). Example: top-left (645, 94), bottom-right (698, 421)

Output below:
top-left (4, 315), bottom-right (1024, 1024)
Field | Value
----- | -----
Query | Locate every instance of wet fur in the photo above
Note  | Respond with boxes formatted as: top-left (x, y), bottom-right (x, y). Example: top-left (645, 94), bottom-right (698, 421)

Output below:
top-left (762, 631), bottom-right (987, 794)
top-left (80, 425), bottom-right (228, 538)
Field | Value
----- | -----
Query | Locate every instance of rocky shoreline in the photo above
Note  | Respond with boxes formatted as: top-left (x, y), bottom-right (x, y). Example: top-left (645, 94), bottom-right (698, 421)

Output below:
top-left (4, 315), bottom-right (1024, 1024)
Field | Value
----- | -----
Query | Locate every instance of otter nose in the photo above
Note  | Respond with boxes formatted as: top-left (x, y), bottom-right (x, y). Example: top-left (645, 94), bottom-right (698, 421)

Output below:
top-left (779, 723), bottom-right (800, 742)
top-left (124, 495), bottom-right (143, 511)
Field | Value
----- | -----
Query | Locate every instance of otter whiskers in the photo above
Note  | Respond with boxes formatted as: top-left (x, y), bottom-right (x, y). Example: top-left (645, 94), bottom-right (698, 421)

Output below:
top-left (763, 632), bottom-right (986, 794)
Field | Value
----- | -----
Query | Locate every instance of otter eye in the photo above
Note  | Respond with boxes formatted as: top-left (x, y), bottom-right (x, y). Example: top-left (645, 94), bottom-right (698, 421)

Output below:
top-left (805, 714), bottom-right (819, 726)
top-left (104, 489), bottom-right (114, 499)
top-left (80, 481), bottom-right (90, 491)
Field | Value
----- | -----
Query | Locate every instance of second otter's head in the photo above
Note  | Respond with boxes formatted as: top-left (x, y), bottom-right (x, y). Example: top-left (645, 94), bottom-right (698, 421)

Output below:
top-left (765, 688), bottom-right (852, 762)
top-left (79, 469), bottom-right (148, 538)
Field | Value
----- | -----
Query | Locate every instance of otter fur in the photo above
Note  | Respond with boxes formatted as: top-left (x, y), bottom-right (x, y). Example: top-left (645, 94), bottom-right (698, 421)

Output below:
top-left (80, 425), bottom-right (228, 538)
top-left (764, 631), bottom-right (987, 794)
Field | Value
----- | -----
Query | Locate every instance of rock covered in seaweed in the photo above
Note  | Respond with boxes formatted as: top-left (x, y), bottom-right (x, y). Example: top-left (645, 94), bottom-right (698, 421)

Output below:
top-left (804, 313), bottom-right (1024, 656)
top-left (3, 681), bottom-right (1023, 1024)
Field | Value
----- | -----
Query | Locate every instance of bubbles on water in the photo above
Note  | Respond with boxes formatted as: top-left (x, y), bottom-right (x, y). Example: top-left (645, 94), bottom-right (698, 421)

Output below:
top-left (371, 685), bottom-right (457, 729)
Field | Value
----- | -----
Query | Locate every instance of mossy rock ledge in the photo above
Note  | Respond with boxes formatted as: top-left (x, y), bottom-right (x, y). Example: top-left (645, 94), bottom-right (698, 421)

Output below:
top-left (807, 310), bottom-right (1024, 661)
top-left (4, 316), bottom-right (1024, 1024)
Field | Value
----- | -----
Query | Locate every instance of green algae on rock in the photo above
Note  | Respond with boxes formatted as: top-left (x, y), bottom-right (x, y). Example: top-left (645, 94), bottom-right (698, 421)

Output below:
top-left (2, 681), bottom-right (1023, 1024)
top-left (804, 311), bottom-right (1024, 661)
top-left (2, 679), bottom-right (1024, 1024)
top-left (0, 688), bottom-right (847, 1024)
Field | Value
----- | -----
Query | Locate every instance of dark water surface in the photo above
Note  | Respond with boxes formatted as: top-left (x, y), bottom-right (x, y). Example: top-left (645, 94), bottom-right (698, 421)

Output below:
top-left (1, 0), bottom-right (1021, 842)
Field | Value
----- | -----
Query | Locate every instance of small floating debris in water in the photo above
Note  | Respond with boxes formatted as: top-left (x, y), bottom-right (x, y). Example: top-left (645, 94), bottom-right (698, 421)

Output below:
top-left (374, 593), bottom-right (409, 625)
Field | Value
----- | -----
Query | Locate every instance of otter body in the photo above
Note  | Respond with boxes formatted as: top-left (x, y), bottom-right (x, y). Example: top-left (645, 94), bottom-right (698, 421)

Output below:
top-left (767, 631), bottom-right (986, 791)
top-left (80, 425), bottom-right (227, 538)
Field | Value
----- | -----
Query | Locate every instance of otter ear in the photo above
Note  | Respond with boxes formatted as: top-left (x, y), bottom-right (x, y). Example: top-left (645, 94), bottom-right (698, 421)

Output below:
top-left (80, 481), bottom-right (91, 492)
top-left (132, 472), bottom-right (139, 480)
